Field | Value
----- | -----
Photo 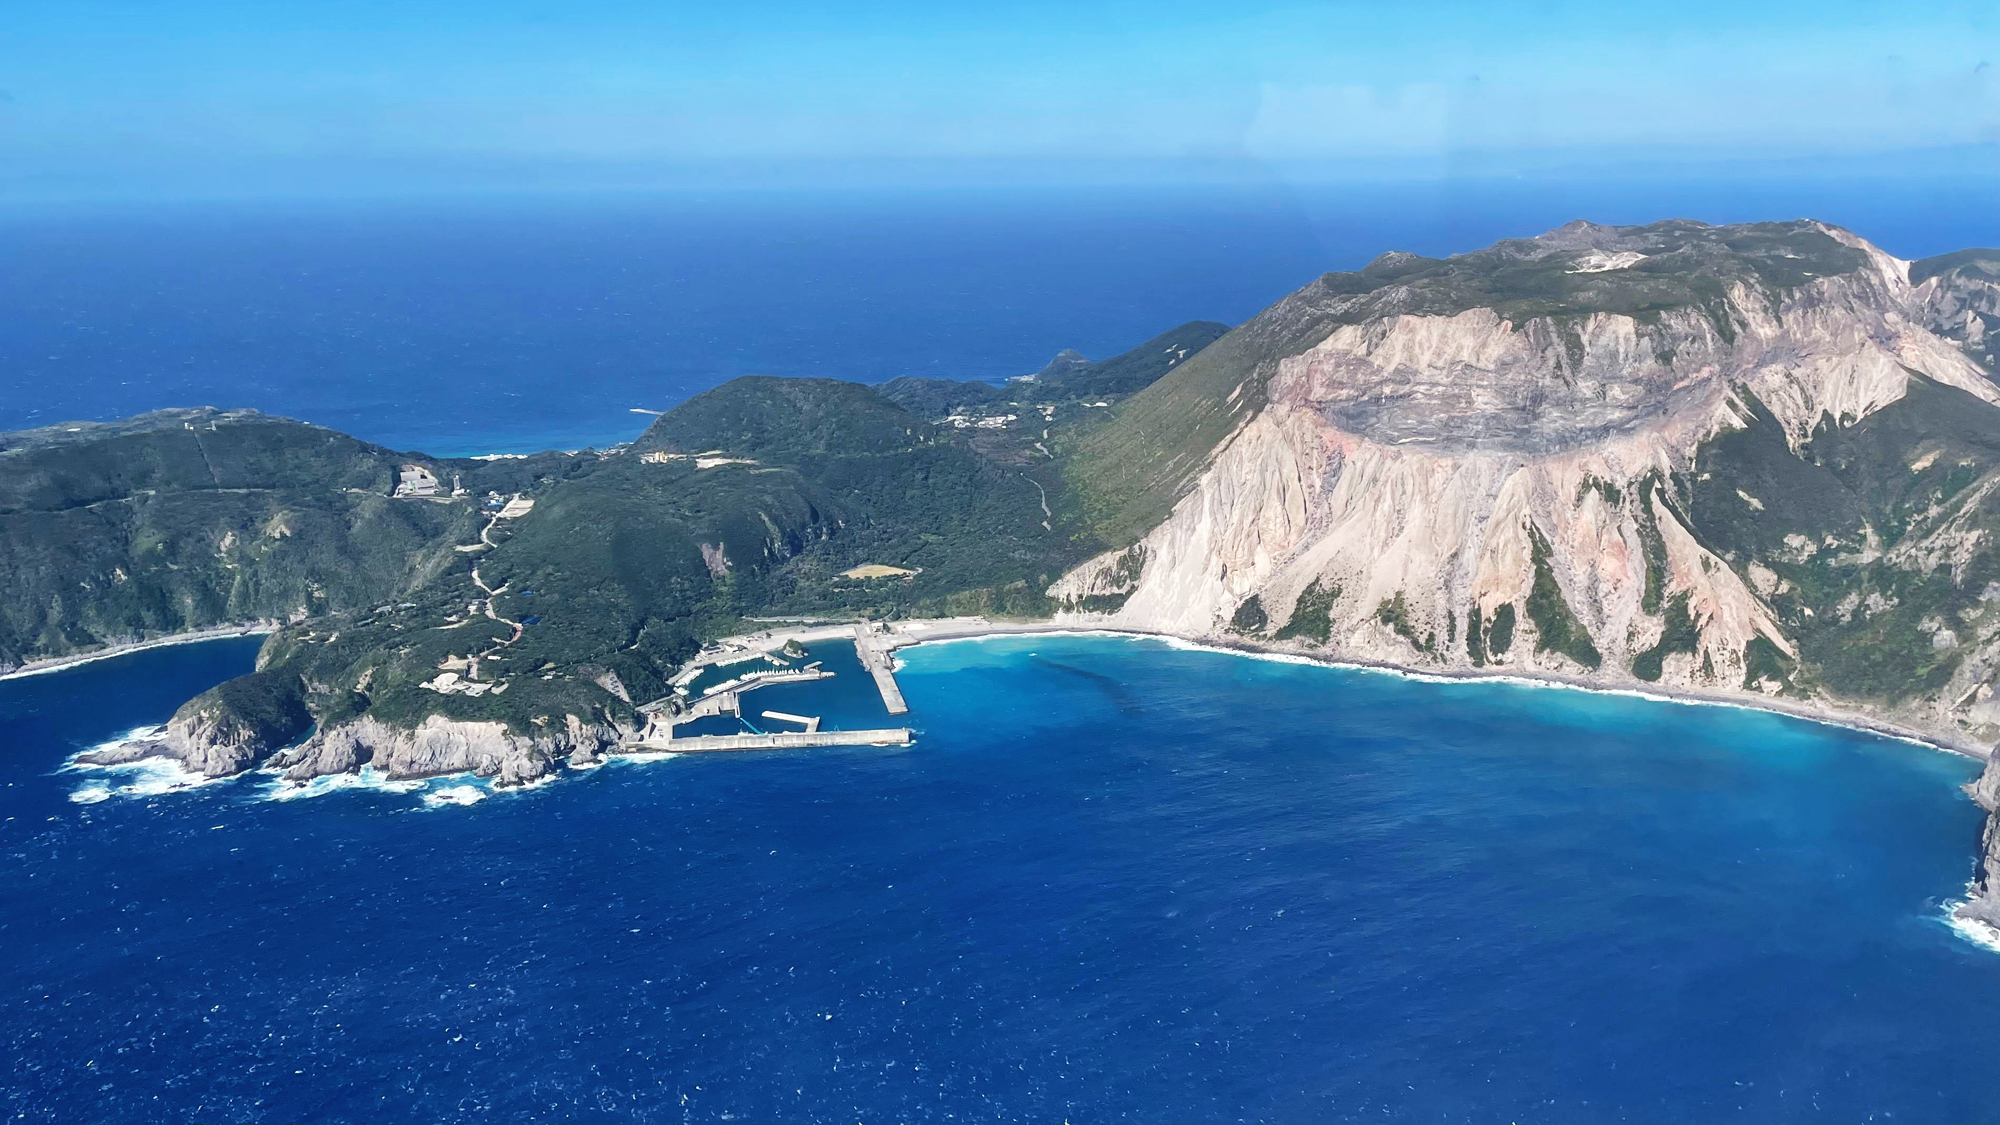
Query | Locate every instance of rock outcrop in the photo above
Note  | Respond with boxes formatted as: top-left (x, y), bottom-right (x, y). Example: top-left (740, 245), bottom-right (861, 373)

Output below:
top-left (77, 668), bottom-right (314, 777)
top-left (76, 668), bottom-right (621, 788)
top-left (1958, 752), bottom-right (2000, 930)
top-left (268, 712), bottom-right (623, 787)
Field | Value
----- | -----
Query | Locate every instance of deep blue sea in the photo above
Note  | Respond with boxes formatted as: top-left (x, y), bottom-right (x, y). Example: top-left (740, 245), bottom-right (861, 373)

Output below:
top-left (8, 182), bottom-right (2000, 1119)
top-left (5, 633), bottom-right (1999, 1122)
top-left (6, 178), bottom-right (1998, 455)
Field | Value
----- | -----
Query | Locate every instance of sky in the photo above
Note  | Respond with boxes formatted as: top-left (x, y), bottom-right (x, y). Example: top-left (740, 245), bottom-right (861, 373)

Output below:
top-left (3, 0), bottom-right (1997, 199)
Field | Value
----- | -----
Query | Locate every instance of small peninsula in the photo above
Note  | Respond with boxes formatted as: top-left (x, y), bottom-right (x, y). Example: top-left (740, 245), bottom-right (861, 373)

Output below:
top-left (13, 221), bottom-right (2000, 928)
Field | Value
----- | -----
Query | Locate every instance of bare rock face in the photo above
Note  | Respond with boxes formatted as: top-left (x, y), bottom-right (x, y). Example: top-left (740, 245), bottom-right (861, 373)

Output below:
top-left (1973, 753), bottom-right (2000, 814)
top-left (1916, 250), bottom-right (2000, 375)
top-left (270, 712), bottom-right (622, 787)
top-left (1052, 221), bottom-right (2000, 706)
top-left (1956, 753), bottom-right (2000, 929)
top-left (76, 669), bottom-right (313, 777)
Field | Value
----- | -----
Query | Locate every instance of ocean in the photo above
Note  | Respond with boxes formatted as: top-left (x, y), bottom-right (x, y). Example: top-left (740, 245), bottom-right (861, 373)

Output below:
top-left (4, 633), bottom-right (1998, 1122)
top-left (5, 177), bottom-right (1998, 455)
top-left (9, 182), bottom-right (2000, 1120)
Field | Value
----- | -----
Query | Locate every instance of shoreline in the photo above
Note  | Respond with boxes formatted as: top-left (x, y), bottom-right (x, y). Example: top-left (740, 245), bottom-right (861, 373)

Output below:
top-left (837, 616), bottom-right (1992, 763)
top-left (25, 614), bottom-right (1979, 766)
top-left (0, 624), bottom-right (276, 683)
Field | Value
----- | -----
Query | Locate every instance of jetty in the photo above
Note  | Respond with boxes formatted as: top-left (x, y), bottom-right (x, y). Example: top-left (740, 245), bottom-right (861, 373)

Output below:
top-left (622, 727), bottom-right (911, 754)
top-left (699, 664), bottom-right (833, 698)
top-left (624, 620), bottom-right (926, 757)
top-left (852, 627), bottom-right (909, 714)
top-left (761, 710), bottom-right (821, 732)
top-left (646, 690), bottom-right (741, 729)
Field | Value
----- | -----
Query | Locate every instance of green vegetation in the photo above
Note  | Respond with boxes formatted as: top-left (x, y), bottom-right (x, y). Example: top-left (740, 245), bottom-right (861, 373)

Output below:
top-left (877, 321), bottom-right (1229, 421)
top-left (1910, 248), bottom-right (2000, 286)
top-left (1797, 568), bottom-right (1969, 702)
top-left (1274, 579), bottom-right (1340, 644)
top-left (1742, 636), bottom-right (1796, 692)
top-left (1229, 594), bottom-right (1267, 635)
top-left (0, 375), bottom-right (1115, 739)
top-left (1631, 485), bottom-right (1671, 615)
top-left (1674, 376), bottom-right (2000, 704)
top-left (1063, 316), bottom-right (1316, 549)
top-left (873, 376), bottom-right (1010, 419)
top-left (1061, 546), bottom-right (1145, 615)
top-left (0, 409), bottom-right (580, 671)
top-left (1374, 593), bottom-right (1438, 657)
top-left (1045, 321), bottom-right (1230, 399)
top-left (1576, 474), bottom-right (1623, 509)
top-left (1526, 528), bottom-right (1602, 670)
top-left (1487, 603), bottom-right (1517, 658)
top-left (1630, 592), bottom-right (1700, 682)
top-left (176, 667), bottom-right (315, 753)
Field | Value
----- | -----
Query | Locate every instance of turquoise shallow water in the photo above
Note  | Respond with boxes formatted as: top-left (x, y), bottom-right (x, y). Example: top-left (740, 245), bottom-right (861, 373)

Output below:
top-left (3, 632), bottom-right (1998, 1122)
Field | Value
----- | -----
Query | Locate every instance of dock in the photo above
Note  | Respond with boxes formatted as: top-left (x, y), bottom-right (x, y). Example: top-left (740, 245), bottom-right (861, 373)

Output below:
top-left (632, 623), bottom-right (916, 756)
top-left (851, 628), bottom-right (908, 715)
top-left (622, 728), bottom-right (911, 754)
top-left (699, 664), bottom-right (833, 698)
top-left (643, 691), bottom-right (741, 736)
top-left (761, 710), bottom-right (822, 732)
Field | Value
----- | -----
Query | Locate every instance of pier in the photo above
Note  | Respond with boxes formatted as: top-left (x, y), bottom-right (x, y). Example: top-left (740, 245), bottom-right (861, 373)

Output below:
top-left (622, 728), bottom-right (911, 754)
top-left (851, 628), bottom-right (908, 715)
top-left (639, 691), bottom-right (741, 740)
top-left (761, 710), bottom-right (822, 732)
top-left (699, 664), bottom-right (833, 698)
top-left (629, 622), bottom-right (917, 756)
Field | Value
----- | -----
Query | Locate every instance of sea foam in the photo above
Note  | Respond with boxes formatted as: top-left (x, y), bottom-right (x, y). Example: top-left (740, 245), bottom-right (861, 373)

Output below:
top-left (66, 756), bottom-right (222, 799)
top-left (60, 725), bottom-right (229, 800)
top-left (422, 785), bottom-right (488, 808)
top-left (261, 766), bottom-right (425, 802)
top-left (1944, 888), bottom-right (2000, 955)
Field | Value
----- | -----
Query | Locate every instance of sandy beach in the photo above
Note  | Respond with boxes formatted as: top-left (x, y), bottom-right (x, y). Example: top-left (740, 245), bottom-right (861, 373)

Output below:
top-left (0, 624), bottom-right (276, 682)
top-left (710, 615), bottom-right (1994, 762)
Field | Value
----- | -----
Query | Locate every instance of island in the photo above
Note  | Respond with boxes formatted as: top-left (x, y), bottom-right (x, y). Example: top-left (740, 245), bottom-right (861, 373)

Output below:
top-left (10, 220), bottom-right (2000, 932)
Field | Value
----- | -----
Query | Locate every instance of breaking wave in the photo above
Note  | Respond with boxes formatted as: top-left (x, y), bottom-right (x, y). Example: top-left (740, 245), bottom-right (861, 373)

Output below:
top-left (421, 785), bottom-right (488, 808)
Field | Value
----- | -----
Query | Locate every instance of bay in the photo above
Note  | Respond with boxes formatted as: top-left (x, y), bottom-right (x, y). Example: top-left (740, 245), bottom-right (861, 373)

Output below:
top-left (3, 633), bottom-right (1996, 1122)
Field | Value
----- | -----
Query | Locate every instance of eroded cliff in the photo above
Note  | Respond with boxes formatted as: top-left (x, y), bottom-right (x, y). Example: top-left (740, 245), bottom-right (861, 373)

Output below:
top-left (1055, 221), bottom-right (2000, 745)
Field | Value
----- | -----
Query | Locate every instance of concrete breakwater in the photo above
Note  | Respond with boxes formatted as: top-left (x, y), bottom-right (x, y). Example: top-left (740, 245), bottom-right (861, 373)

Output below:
top-left (631, 621), bottom-right (928, 752)
top-left (852, 628), bottom-right (908, 715)
top-left (622, 728), bottom-right (912, 754)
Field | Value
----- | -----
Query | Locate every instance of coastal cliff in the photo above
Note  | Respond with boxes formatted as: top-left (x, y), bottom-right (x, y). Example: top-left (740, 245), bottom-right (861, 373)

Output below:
top-left (1056, 221), bottom-right (2000, 753)
top-left (269, 712), bottom-right (623, 786)
top-left (1960, 753), bottom-right (2000, 931)
top-left (76, 668), bottom-right (313, 776)
top-left (78, 671), bottom-right (625, 786)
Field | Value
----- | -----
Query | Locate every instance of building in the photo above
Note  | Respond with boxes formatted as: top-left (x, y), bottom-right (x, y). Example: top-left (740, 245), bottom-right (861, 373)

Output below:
top-left (392, 465), bottom-right (441, 497)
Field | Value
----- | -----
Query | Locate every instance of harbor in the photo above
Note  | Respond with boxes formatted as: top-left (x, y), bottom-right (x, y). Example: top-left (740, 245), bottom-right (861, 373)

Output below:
top-left (623, 622), bottom-right (926, 755)
top-left (622, 728), bottom-right (913, 754)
